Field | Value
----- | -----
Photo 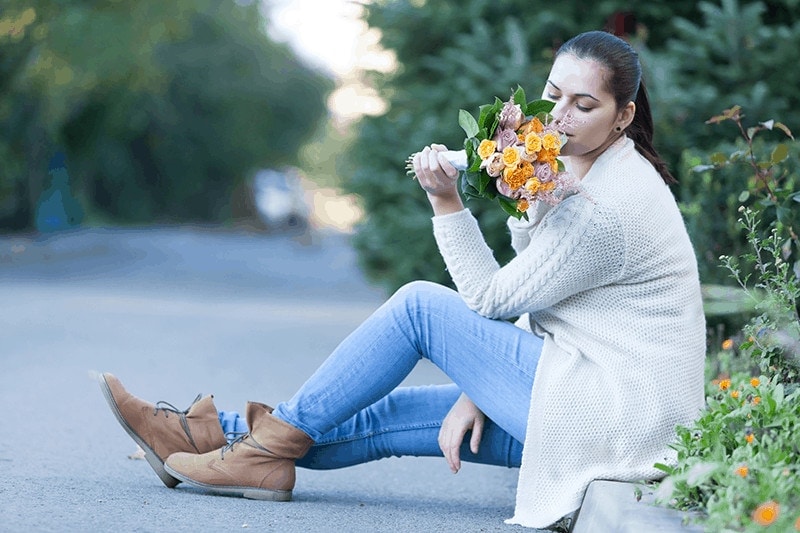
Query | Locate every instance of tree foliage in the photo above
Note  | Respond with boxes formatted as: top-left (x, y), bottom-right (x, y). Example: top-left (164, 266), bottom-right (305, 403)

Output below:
top-left (0, 1), bottom-right (332, 229)
top-left (343, 0), bottom-right (800, 293)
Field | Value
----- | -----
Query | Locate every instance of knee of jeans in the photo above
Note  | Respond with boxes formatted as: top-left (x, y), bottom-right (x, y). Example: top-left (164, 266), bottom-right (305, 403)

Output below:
top-left (391, 280), bottom-right (452, 312)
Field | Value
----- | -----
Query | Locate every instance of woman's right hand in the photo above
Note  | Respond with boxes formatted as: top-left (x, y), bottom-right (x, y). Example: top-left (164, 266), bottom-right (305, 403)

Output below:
top-left (412, 144), bottom-right (465, 215)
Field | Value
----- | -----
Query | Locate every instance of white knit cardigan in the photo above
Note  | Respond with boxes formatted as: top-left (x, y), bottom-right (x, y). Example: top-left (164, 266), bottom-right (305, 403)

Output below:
top-left (431, 137), bottom-right (706, 529)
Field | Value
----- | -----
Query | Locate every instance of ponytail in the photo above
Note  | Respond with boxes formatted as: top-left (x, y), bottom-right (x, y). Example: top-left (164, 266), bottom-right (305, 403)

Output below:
top-left (626, 80), bottom-right (676, 185)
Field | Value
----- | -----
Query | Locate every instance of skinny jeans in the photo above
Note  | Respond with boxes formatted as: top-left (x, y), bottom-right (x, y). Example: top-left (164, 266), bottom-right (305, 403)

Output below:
top-left (218, 281), bottom-right (543, 470)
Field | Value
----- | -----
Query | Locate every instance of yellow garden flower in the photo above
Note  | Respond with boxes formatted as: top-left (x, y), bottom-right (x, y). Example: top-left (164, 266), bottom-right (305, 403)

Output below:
top-left (750, 377), bottom-right (760, 387)
top-left (542, 132), bottom-right (560, 151)
top-left (752, 396), bottom-right (761, 405)
top-left (735, 464), bottom-right (748, 477)
top-left (745, 433), bottom-right (754, 444)
top-left (721, 338), bottom-right (734, 350)
top-left (731, 390), bottom-right (740, 399)
top-left (524, 132), bottom-right (542, 155)
top-left (752, 501), bottom-right (780, 526)
top-left (477, 139), bottom-right (497, 160)
top-left (501, 146), bottom-right (520, 167)
top-left (525, 177), bottom-right (541, 194)
top-left (719, 379), bottom-right (731, 391)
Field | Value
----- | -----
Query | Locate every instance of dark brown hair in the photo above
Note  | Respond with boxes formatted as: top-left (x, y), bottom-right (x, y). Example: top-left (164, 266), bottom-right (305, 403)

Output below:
top-left (556, 31), bottom-right (676, 185)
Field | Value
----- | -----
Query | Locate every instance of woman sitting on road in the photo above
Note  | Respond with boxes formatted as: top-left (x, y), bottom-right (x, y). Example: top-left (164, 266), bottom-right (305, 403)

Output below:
top-left (99, 30), bottom-right (706, 529)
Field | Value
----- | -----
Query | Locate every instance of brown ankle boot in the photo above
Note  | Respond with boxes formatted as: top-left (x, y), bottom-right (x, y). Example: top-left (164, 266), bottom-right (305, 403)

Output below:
top-left (164, 401), bottom-right (313, 501)
top-left (98, 373), bottom-right (227, 488)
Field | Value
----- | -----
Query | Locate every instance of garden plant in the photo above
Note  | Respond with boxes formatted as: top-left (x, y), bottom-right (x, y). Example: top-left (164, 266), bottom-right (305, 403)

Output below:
top-left (654, 107), bottom-right (799, 532)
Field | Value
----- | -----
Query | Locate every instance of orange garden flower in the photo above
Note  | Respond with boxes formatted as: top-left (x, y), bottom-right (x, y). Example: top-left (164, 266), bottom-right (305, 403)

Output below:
top-left (502, 162), bottom-right (533, 190)
top-left (516, 198), bottom-right (529, 212)
top-left (752, 396), bottom-right (761, 405)
top-left (735, 464), bottom-right (749, 477)
top-left (794, 515), bottom-right (800, 531)
top-left (721, 338), bottom-right (734, 350)
top-left (731, 390), bottom-right (740, 399)
top-left (745, 433), bottom-right (754, 444)
top-left (750, 377), bottom-right (760, 387)
top-left (752, 501), bottom-right (780, 526)
top-left (719, 379), bottom-right (732, 391)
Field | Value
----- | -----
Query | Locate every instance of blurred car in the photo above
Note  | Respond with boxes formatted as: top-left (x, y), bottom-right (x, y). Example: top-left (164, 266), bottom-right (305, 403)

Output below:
top-left (251, 168), bottom-right (309, 232)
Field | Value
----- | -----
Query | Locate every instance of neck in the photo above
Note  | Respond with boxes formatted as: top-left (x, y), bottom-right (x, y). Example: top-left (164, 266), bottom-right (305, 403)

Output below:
top-left (565, 133), bottom-right (624, 180)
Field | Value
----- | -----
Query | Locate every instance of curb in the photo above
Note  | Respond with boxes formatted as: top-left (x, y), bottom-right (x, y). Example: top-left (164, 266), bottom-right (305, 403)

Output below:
top-left (571, 480), bottom-right (704, 532)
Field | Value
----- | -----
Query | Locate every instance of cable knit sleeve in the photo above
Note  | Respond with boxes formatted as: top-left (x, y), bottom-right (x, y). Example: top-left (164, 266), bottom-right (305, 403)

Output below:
top-left (432, 197), bottom-right (625, 320)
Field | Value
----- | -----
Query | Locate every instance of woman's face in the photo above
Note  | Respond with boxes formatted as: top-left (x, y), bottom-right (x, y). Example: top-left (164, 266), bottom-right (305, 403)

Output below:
top-left (541, 53), bottom-right (633, 158)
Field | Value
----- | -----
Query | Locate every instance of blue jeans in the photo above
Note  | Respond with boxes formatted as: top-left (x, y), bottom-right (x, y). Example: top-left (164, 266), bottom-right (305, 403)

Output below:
top-left (219, 281), bottom-right (543, 470)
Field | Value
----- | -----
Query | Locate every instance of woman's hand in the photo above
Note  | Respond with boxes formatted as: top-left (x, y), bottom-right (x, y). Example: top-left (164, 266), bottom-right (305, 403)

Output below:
top-left (438, 393), bottom-right (485, 473)
top-left (412, 144), bottom-right (464, 215)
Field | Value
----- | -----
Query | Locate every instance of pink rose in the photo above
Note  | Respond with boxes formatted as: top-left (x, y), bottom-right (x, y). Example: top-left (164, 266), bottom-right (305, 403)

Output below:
top-left (481, 152), bottom-right (505, 177)
top-left (493, 128), bottom-right (518, 151)
top-left (498, 101), bottom-right (524, 131)
top-left (495, 177), bottom-right (520, 198)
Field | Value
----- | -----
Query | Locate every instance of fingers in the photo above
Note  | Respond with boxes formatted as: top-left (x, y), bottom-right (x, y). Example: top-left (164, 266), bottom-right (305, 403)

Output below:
top-left (470, 415), bottom-right (484, 455)
top-left (438, 425), bottom-right (464, 474)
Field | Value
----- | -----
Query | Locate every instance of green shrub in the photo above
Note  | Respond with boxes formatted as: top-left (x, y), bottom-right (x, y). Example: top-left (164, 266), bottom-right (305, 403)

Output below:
top-left (655, 108), bottom-right (799, 531)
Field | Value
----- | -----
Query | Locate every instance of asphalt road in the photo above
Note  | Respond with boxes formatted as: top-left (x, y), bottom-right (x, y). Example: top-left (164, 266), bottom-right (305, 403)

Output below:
top-left (0, 226), bottom-right (529, 533)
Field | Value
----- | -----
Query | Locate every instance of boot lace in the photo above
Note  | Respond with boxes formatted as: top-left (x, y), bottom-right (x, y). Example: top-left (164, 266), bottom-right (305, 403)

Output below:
top-left (219, 431), bottom-right (269, 459)
top-left (153, 394), bottom-right (202, 451)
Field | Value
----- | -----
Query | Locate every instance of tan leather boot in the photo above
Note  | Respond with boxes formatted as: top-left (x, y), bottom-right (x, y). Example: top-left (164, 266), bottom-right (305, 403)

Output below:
top-left (98, 373), bottom-right (227, 488)
top-left (164, 401), bottom-right (313, 501)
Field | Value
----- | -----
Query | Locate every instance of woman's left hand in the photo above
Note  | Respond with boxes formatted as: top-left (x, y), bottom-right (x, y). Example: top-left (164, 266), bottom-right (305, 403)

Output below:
top-left (438, 393), bottom-right (485, 473)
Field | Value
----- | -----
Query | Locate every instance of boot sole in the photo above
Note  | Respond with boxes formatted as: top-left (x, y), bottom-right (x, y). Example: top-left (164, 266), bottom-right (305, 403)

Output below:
top-left (97, 374), bottom-right (180, 489)
top-left (163, 464), bottom-right (292, 501)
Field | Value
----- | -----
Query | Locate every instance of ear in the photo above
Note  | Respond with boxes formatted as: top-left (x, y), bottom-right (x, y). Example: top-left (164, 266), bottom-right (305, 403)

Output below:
top-left (618, 101), bottom-right (636, 130)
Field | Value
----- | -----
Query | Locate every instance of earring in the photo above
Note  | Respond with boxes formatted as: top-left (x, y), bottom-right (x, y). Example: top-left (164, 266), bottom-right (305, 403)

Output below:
top-left (615, 126), bottom-right (622, 132)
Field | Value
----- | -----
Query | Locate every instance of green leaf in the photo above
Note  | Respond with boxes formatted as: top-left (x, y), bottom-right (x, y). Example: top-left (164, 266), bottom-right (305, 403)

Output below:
top-left (770, 143), bottom-right (789, 164)
top-left (738, 190), bottom-right (750, 203)
top-left (710, 152), bottom-right (727, 165)
top-left (458, 109), bottom-right (480, 138)
top-left (512, 85), bottom-right (526, 106)
top-left (654, 463), bottom-right (676, 475)
top-left (526, 99), bottom-right (554, 117)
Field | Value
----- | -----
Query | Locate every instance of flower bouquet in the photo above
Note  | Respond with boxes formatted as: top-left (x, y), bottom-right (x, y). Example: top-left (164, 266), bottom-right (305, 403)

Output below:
top-left (411, 86), bottom-right (579, 219)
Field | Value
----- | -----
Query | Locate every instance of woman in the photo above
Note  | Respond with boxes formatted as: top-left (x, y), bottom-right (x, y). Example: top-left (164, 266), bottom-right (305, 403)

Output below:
top-left (99, 30), bottom-right (706, 529)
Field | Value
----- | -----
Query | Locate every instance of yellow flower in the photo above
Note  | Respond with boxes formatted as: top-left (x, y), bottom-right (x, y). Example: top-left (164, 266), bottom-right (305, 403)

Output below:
top-left (719, 379), bottom-right (731, 391)
top-left (524, 132), bottom-right (542, 155)
top-left (477, 139), bottom-right (497, 160)
top-left (501, 146), bottom-right (520, 167)
top-left (750, 377), bottom-right (760, 387)
top-left (541, 180), bottom-right (556, 192)
top-left (731, 390), bottom-right (740, 399)
top-left (524, 177), bottom-right (541, 194)
top-left (752, 396), bottom-right (761, 405)
top-left (542, 132), bottom-right (561, 151)
top-left (721, 338), bottom-right (734, 350)
top-left (752, 501), bottom-right (779, 526)
top-left (516, 198), bottom-right (529, 212)
top-left (745, 433), bottom-right (754, 444)
top-left (735, 464), bottom-right (748, 477)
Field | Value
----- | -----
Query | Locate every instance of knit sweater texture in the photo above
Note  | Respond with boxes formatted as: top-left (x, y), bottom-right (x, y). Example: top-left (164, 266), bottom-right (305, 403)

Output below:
top-left (431, 136), bottom-right (706, 529)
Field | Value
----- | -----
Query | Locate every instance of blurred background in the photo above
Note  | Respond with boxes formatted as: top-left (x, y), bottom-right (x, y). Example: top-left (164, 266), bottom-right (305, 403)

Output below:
top-left (1, 0), bottom-right (799, 339)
